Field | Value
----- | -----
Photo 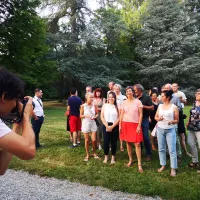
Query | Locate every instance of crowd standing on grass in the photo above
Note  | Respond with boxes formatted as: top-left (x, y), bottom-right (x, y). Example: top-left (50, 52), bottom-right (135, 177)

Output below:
top-left (65, 81), bottom-right (200, 176)
top-left (1, 68), bottom-right (200, 177)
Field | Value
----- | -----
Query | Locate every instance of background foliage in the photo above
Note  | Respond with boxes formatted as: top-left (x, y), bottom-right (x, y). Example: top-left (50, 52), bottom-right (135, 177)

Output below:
top-left (1, 0), bottom-right (200, 99)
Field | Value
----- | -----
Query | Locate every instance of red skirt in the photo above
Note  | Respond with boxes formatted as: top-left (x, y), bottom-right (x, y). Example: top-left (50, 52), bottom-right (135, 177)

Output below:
top-left (120, 121), bottom-right (143, 143)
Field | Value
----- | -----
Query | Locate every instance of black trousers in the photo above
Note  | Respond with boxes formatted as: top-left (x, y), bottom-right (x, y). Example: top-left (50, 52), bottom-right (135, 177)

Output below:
top-left (31, 116), bottom-right (44, 147)
top-left (103, 123), bottom-right (119, 156)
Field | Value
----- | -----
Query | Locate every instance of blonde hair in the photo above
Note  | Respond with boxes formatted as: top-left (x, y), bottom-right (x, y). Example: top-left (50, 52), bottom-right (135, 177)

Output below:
top-left (85, 92), bottom-right (93, 102)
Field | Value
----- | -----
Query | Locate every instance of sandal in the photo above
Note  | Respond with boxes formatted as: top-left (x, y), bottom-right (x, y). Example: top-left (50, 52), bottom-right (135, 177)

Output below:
top-left (84, 157), bottom-right (89, 162)
top-left (157, 166), bottom-right (165, 173)
top-left (126, 161), bottom-right (133, 167)
top-left (170, 170), bottom-right (177, 177)
top-left (138, 165), bottom-right (143, 173)
top-left (103, 159), bottom-right (108, 164)
top-left (93, 155), bottom-right (100, 159)
top-left (111, 160), bottom-right (116, 164)
top-left (188, 162), bottom-right (199, 168)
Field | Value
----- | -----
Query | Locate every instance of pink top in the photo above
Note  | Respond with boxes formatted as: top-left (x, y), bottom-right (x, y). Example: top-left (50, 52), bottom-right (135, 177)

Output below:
top-left (121, 99), bottom-right (143, 123)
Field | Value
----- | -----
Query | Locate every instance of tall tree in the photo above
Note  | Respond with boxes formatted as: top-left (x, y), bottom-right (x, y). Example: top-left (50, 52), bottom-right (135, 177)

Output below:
top-left (0, 0), bottom-right (57, 97)
top-left (135, 0), bottom-right (200, 90)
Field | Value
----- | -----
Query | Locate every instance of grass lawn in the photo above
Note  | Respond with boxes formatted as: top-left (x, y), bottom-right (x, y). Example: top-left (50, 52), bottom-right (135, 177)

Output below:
top-left (9, 101), bottom-right (200, 200)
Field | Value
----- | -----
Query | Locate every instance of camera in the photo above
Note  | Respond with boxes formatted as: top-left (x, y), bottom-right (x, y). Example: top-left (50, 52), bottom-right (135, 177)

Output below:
top-left (1, 99), bottom-right (35, 125)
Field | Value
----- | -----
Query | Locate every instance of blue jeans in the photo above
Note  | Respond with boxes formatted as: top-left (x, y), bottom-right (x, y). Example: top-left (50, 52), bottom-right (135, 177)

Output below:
top-left (142, 118), bottom-right (152, 157)
top-left (157, 127), bottom-right (177, 169)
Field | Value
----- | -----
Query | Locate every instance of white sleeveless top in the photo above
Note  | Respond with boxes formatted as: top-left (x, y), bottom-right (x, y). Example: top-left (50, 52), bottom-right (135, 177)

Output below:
top-left (82, 103), bottom-right (95, 122)
top-left (157, 104), bottom-right (177, 129)
top-left (103, 103), bottom-right (118, 123)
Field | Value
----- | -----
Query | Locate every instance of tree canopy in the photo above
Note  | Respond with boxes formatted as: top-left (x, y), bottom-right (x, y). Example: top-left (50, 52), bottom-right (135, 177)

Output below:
top-left (1, 0), bottom-right (200, 99)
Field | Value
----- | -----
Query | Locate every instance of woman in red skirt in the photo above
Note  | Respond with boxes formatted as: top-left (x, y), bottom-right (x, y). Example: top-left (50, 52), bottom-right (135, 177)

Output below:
top-left (120, 86), bottom-right (143, 172)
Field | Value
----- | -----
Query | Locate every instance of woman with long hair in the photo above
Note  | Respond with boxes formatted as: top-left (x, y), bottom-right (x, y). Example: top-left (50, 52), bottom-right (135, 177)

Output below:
top-left (93, 88), bottom-right (105, 150)
top-left (101, 91), bottom-right (119, 164)
top-left (155, 90), bottom-right (179, 176)
top-left (80, 92), bottom-right (99, 161)
top-left (120, 86), bottom-right (143, 172)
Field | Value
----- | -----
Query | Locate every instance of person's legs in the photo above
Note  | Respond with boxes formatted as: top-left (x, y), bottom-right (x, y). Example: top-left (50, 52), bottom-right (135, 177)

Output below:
top-left (179, 133), bottom-right (191, 156)
top-left (175, 129), bottom-right (182, 162)
top-left (77, 117), bottom-right (82, 144)
top-left (126, 142), bottom-right (133, 166)
top-left (188, 131), bottom-right (199, 163)
top-left (134, 143), bottom-right (143, 172)
top-left (110, 126), bottom-right (118, 163)
top-left (69, 116), bottom-right (77, 146)
top-left (120, 139), bottom-right (124, 151)
top-left (157, 127), bottom-right (166, 171)
top-left (91, 131), bottom-right (97, 156)
top-left (166, 128), bottom-right (177, 175)
top-left (142, 118), bottom-right (152, 158)
top-left (103, 125), bottom-right (110, 163)
top-left (96, 114), bottom-right (103, 149)
top-left (31, 117), bottom-right (43, 147)
top-left (84, 133), bottom-right (90, 160)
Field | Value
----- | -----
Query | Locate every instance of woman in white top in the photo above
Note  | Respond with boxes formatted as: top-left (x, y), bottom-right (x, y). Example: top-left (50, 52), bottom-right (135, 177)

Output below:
top-left (155, 90), bottom-right (179, 176)
top-left (101, 91), bottom-right (120, 164)
top-left (113, 84), bottom-right (127, 152)
top-left (80, 92), bottom-right (99, 161)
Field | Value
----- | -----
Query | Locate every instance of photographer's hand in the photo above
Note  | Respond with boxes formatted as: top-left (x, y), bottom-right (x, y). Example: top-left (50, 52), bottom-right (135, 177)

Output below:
top-left (23, 96), bottom-right (33, 119)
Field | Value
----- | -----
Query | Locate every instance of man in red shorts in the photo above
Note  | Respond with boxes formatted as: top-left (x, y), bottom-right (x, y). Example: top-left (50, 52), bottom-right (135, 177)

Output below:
top-left (67, 88), bottom-right (82, 148)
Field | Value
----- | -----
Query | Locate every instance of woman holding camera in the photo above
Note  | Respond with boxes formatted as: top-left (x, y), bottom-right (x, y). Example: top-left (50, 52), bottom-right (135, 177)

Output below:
top-left (101, 91), bottom-right (119, 164)
top-left (80, 92), bottom-right (99, 161)
top-left (0, 68), bottom-right (36, 175)
top-left (155, 90), bottom-right (179, 177)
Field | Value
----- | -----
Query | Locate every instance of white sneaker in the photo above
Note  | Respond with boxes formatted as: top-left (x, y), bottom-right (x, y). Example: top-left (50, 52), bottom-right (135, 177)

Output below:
top-left (98, 144), bottom-right (102, 150)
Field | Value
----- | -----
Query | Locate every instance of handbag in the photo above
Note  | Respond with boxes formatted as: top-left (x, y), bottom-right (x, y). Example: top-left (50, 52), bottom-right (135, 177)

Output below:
top-left (151, 124), bottom-right (157, 137)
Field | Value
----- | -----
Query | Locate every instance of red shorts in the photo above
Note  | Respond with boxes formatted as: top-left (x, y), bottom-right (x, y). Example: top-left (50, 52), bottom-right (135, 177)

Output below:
top-left (69, 115), bottom-right (81, 132)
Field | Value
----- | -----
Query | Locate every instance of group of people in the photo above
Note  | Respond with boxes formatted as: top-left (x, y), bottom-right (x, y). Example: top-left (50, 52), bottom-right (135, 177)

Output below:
top-left (0, 67), bottom-right (200, 178)
top-left (66, 81), bottom-right (200, 176)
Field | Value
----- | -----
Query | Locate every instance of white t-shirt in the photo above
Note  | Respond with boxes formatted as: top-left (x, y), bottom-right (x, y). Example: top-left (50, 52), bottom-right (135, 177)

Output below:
top-left (116, 93), bottom-right (127, 108)
top-left (102, 103), bottom-right (119, 123)
top-left (173, 91), bottom-right (187, 108)
top-left (33, 96), bottom-right (44, 117)
top-left (0, 119), bottom-right (12, 138)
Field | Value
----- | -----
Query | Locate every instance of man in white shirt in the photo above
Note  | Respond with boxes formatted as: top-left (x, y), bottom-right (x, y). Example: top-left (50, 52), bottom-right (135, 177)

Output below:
top-left (0, 68), bottom-right (35, 175)
top-left (86, 86), bottom-right (92, 93)
top-left (32, 88), bottom-right (44, 149)
top-left (172, 83), bottom-right (187, 108)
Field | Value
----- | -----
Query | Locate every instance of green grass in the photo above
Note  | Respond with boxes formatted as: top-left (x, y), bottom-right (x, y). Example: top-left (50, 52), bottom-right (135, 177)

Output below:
top-left (9, 102), bottom-right (200, 200)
